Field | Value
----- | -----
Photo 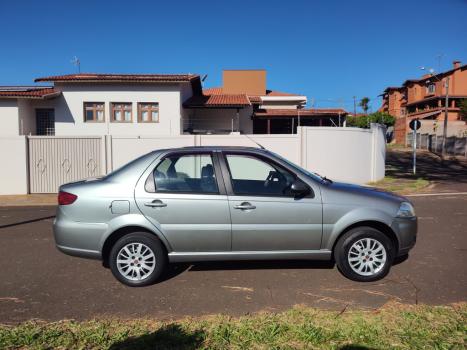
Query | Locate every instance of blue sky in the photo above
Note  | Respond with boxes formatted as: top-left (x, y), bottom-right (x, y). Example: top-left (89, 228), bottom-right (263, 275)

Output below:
top-left (1, 0), bottom-right (466, 112)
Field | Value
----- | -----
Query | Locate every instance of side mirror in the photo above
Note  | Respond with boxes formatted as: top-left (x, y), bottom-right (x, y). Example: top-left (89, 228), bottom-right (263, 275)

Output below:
top-left (290, 179), bottom-right (311, 196)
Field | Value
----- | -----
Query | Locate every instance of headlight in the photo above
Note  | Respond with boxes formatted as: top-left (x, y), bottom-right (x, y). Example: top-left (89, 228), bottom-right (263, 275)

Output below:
top-left (397, 202), bottom-right (415, 218)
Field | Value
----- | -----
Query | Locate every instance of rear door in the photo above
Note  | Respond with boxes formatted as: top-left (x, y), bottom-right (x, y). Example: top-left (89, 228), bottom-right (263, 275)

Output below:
top-left (220, 151), bottom-right (322, 251)
top-left (135, 151), bottom-right (231, 252)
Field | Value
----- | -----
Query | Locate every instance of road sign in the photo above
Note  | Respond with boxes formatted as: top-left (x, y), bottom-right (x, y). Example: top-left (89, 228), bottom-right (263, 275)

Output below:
top-left (409, 118), bottom-right (421, 131)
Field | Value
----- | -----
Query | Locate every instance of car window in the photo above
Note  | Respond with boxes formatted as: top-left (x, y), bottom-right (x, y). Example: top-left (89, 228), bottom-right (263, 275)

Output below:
top-left (145, 154), bottom-right (218, 194)
top-left (225, 154), bottom-right (295, 196)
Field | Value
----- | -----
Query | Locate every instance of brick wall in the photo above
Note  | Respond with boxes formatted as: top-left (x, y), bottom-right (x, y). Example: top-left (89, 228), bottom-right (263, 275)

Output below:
top-left (394, 117), bottom-right (407, 144)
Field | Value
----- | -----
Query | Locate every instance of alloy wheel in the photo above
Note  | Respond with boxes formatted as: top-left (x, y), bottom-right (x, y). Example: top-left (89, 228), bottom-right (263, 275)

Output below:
top-left (116, 243), bottom-right (156, 281)
top-left (347, 238), bottom-right (387, 276)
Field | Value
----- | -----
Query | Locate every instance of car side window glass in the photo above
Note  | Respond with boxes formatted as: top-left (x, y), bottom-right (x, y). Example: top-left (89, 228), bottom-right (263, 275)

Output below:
top-left (145, 154), bottom-right (218, 194)
top-left (226, 154), bottom-right (295, 196)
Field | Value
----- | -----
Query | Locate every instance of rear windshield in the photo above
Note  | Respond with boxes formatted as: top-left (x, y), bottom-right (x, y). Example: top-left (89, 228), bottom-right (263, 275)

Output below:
top-left (103, 151), bottom-right (158, 181)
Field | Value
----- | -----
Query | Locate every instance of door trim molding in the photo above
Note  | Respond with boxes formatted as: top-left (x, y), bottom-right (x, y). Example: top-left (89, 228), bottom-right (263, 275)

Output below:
top-left (168, 250), bottom-right (331, 262)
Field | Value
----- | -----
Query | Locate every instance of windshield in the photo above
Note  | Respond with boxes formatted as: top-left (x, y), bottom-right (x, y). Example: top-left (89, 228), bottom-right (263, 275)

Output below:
top-left (267, 151), bottom-right (330, 183)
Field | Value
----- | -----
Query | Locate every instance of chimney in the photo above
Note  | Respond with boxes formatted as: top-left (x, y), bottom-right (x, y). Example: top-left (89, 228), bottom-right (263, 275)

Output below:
top-left (223, 70), bottom-right (266, 95)
top-left (453, 60), bottom-right (461, 69)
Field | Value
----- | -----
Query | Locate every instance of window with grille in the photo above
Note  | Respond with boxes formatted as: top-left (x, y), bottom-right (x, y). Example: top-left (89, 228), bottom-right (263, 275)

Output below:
top-left (84, 102), bottom-right (105, 122)
top-left (111, 103), bottom-right (132, 122)
top-left (138, 102), bottom-right (159, 123)
top-left (36, 109), bottom-right (55, 135)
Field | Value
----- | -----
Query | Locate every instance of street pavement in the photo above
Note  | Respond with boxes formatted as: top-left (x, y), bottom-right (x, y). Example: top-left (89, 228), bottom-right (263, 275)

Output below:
top-left (0, 192), bottom-right (466, 323)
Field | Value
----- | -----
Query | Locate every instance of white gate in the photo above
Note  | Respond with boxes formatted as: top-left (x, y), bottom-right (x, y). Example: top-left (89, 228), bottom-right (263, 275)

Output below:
top-left (28, 136), bottom-right (102, 193)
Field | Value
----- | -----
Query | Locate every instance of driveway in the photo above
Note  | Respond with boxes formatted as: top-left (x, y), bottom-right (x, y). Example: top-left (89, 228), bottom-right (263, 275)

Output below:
top-left (0, 192), bottom-right (466, 323)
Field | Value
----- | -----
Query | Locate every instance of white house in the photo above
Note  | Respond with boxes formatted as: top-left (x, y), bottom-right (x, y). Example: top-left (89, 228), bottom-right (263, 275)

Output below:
top-left (0, 70), bottom-right (347, 138)
top-left (0, 74), bottom-right (200, 137)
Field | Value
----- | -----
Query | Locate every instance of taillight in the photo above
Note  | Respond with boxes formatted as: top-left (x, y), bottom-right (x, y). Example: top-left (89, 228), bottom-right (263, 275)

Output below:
top-left (58, 191), bottom-right (77, 205)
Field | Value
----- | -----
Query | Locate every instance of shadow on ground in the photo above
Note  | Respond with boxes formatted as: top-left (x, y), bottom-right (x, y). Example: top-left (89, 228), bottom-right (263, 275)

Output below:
top-left (162, 256), bottom-right (408, 283)
top-left (109, 324), bottom-right (205, 350)
top-left (0, 215), bottom-right (55, 230)
top-left (160, 259), bottom-right (336, 282)
top-left (386, 149), bottom-right (467, 184)
top-left (108, 325), bottom-right (376, 350)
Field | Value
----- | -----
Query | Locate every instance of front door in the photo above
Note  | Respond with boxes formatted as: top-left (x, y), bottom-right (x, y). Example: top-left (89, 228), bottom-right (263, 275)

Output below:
top-left (135, 151), bottom-right (231, 252)
top-left (35, 109), bottom-right (55, 135)
top-left (222, 152), bottom-right (322, 251)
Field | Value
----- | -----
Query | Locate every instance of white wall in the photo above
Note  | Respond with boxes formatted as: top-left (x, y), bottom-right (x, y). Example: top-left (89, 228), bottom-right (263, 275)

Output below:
top-left (0, 126), bottom-right (386, 195)
top-left (53, 83), bottom-right (186, 136)
top-left (199, 134), bottom-right (301, 165)
top-left (301, 125), bottom-right (385, 184)
top-left (110, 126), bottom-right (385, 184)
top-left (0, 100), bottom-right (19, 136)
top-left (0, 137), bottom-right (28, 194)
top-left (111, 135), bottom-right (196, 169)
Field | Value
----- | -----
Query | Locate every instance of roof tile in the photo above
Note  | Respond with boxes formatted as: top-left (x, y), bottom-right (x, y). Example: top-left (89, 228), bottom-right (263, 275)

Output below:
top-left (184, 94), bottom-right (250, 108)
top-left (0, 87), bottom-right (59, 99)
top-left (35, 73), bottom-right (198, 83)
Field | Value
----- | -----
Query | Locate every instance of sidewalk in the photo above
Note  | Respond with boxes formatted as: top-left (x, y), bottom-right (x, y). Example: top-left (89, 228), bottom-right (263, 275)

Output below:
top-left (386, 148), bottom-right (467, 193)
top-left (0, 194), bottom-right (56, 207)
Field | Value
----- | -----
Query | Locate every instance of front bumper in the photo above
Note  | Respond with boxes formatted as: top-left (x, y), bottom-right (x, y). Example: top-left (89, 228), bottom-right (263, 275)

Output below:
top-left (391, 216), bottom-right (417, 256)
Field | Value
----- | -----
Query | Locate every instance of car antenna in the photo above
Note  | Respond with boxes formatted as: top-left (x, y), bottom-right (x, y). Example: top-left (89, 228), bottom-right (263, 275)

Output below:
top-left (243, 134), bottom-right (265, 150)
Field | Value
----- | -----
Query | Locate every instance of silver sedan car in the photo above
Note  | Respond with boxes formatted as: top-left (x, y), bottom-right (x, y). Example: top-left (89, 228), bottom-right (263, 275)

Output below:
top-left (53, 146), bottom-right (417, 286)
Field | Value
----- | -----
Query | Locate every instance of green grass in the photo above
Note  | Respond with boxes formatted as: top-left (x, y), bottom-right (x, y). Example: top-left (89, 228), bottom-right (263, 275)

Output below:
top-left (1, 303), bottom-right (465, 349)
top-left (368, 176), bottom-right (430, 194)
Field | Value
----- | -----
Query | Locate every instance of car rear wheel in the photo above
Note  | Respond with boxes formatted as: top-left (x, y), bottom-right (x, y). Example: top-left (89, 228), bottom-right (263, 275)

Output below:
top-left (109, 232), bottom-right (167, 287)
top-left (334, 227), bottom-right (394, 282)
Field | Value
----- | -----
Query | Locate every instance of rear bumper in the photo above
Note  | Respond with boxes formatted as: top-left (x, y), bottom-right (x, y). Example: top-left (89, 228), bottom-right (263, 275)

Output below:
top-left (56, 244), bottom-right (101, 260)
top-left (53, 207), bottom-right (106, 260)
top-left (391, 216), bottom-right (417, 256)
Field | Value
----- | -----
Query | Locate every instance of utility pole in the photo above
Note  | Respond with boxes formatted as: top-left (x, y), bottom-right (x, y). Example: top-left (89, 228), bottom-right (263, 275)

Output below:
top-left (442, 77), bottom-right (450, 158)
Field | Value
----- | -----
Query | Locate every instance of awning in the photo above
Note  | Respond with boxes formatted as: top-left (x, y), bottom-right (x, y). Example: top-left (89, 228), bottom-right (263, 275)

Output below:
top-left (254, 108), bottom-right (347, 118)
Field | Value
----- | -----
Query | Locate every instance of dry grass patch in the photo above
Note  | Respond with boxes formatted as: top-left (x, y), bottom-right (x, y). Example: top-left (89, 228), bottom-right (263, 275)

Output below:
top-left (1, 303), bottom-right (465, 349)
top-left (369, 176), bottom-right (430, 195)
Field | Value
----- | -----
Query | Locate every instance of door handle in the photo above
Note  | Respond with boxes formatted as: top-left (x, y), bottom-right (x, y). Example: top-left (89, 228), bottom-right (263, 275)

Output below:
top-left (144, 200), bottom-right (167, 208)
top-left (234, 202), bottom-right (256, 210)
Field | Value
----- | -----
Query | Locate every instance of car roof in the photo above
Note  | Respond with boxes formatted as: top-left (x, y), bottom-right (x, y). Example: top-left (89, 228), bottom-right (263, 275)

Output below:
top-left (157, 146), bottom-right (269, 153)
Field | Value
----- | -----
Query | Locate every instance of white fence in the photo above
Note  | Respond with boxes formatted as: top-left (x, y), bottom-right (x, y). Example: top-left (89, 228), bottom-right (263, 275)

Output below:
top-left (0, 125), bottom-right (386, 194)
top-left (0, 137), bottom-right (28, 195)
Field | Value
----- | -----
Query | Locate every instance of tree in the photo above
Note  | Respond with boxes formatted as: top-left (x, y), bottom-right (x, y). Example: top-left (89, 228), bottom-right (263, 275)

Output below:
top-left (346, 112), bottom-right (395, 129)
top-left (358, 97), bottom-right (370, 114)
top-left (459, 99), bottom-right (467, 121)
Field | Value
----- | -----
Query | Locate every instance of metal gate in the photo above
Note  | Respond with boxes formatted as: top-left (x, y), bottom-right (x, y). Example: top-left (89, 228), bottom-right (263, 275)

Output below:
top-left (28, 136), bottom-right (102, 193)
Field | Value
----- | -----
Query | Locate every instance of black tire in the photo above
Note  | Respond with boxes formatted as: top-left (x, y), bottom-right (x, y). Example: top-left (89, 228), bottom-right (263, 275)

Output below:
top-left (334, 226), bottom-right (395, 282)
top-left (109, 232), bottom-right (167, 287)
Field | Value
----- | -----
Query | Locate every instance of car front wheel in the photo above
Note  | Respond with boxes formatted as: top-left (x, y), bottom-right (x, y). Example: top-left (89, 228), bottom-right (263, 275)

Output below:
top-left (109, 232), bottom-right (167, 287)
top-left (334, 227), bottom-right (395, 282)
